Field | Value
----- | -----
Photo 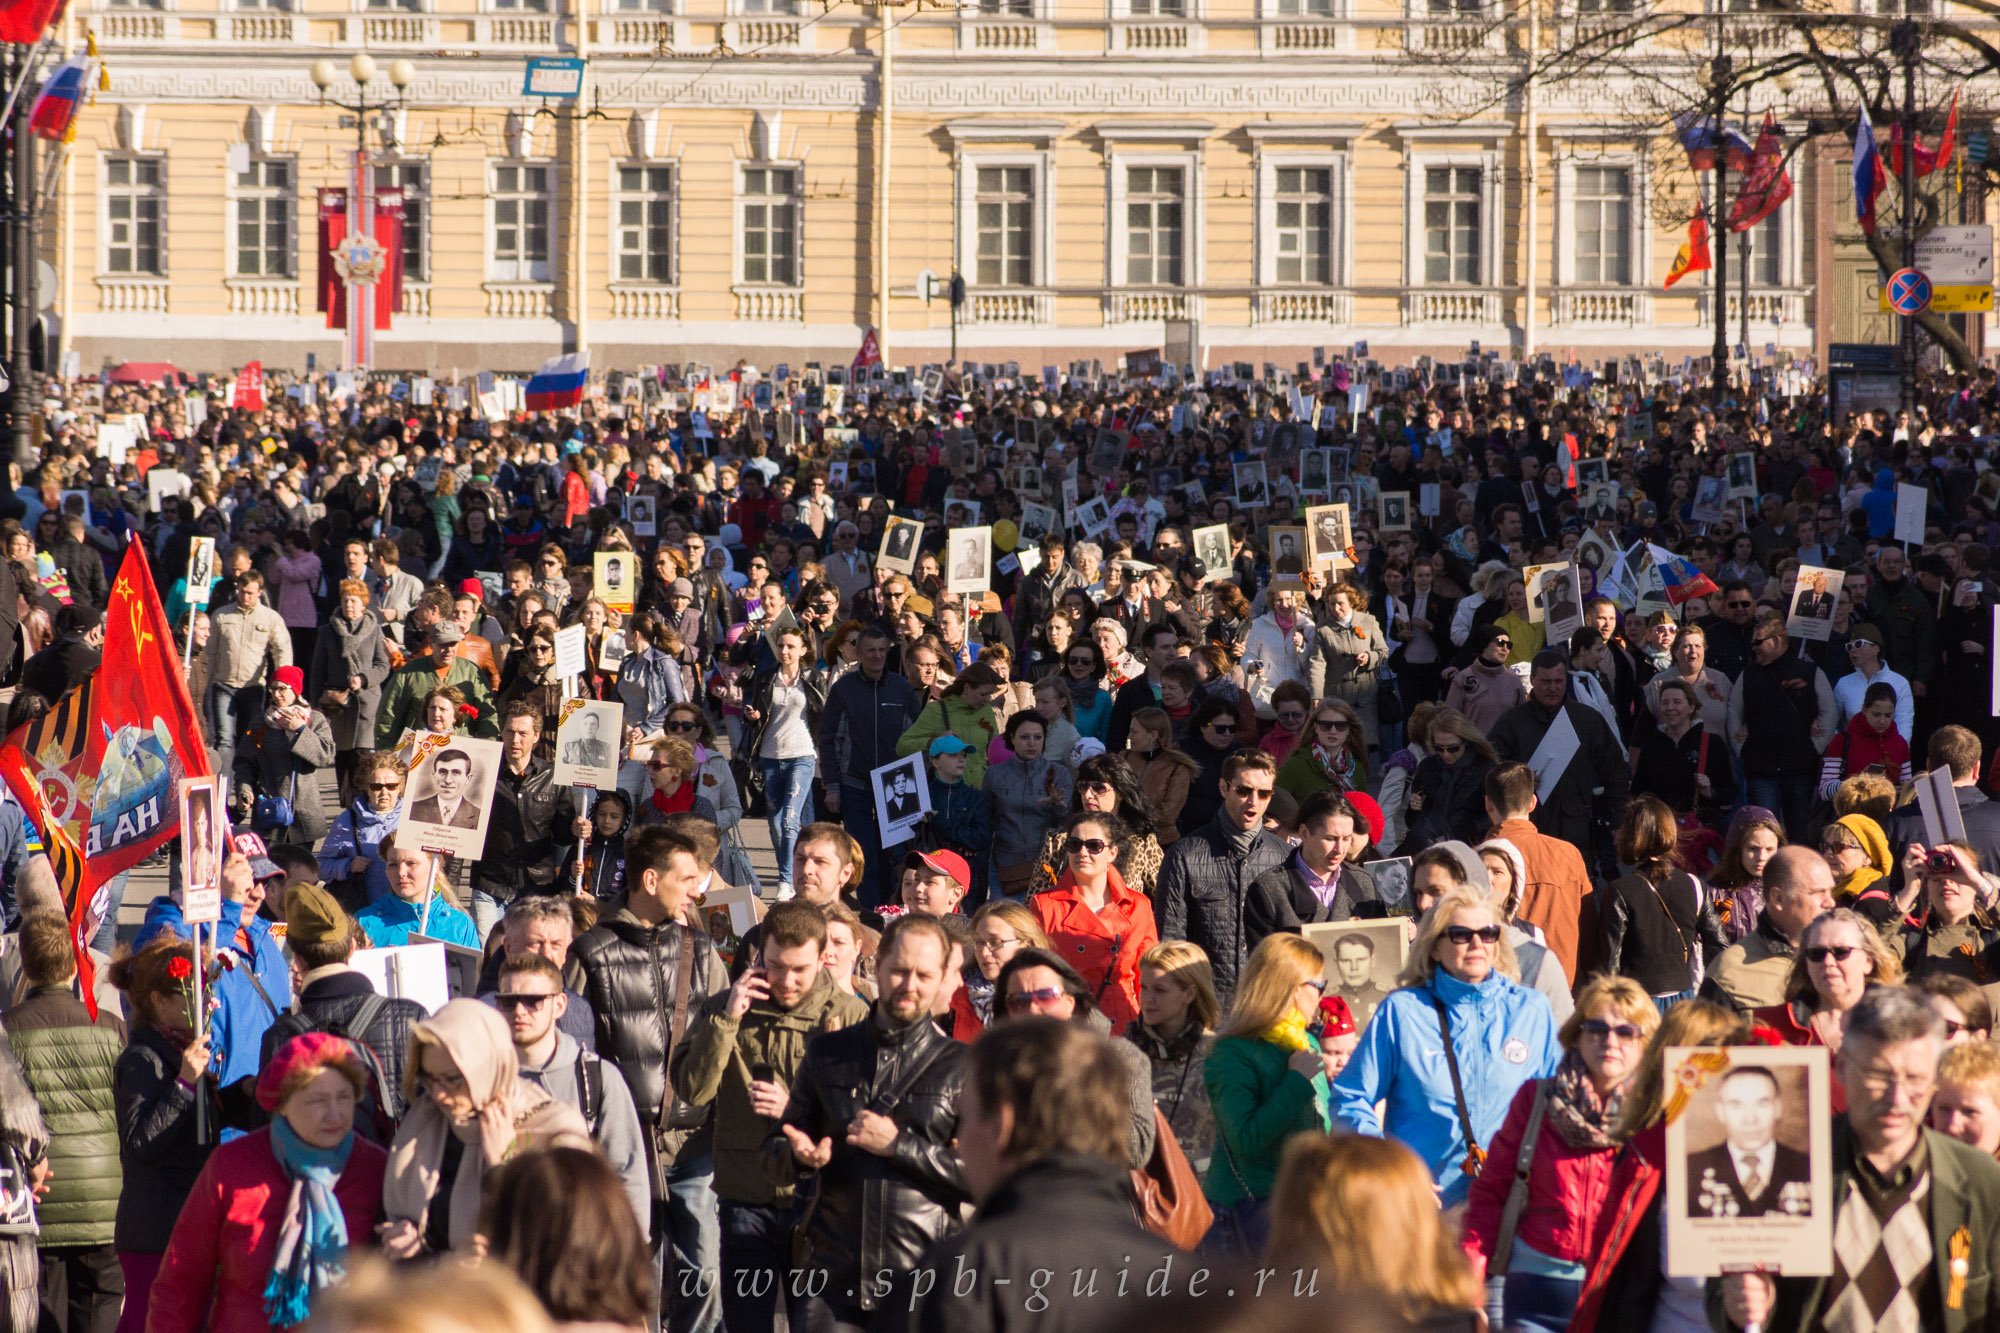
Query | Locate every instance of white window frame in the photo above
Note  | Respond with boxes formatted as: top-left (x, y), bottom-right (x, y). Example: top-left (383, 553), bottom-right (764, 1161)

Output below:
top-left (488, 159), bottom-right (554, 283)
top-left (736, 161), bottom-right (802, 288)
top-left (102, 153), bottom-right (166, 277)
top-left (1117, 0), bottom-right (1193, 16)
top-left (611, 160), bottom-right (679, 286)
top-left (1553, 147), bottom-right (1648, 288)
top-left (1256, 149), bottom-right (1348, 289)
top-left (1108, 150), bottom-right (1200, 290)
top-left (1400, 145), bottom-right (1500, 289)
top-left (957, 151), bottom-right (1052, 290)
top-left (230, 155), bottom-right (296, 279)
top-left (373, 157), bottom-right (429, 285)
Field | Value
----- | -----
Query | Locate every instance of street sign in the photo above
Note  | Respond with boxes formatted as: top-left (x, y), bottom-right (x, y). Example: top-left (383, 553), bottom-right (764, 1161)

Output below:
top-left (523, 57), bottom-right (586, 98)
top-left (1885, 268), bottom-right (1932, 316)
top-left (1916, 226), bottom-right (1994, 284)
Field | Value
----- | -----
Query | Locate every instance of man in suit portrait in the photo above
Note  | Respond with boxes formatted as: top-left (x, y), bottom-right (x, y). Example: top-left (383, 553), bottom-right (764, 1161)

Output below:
top-left (1332, 934), bottom-right (1389, 1028)
top-left (1274, 532), bottom-right (1303, 574)
top-left (1792, 571), bottom-right (1834, 623)
top-left (560, 710), bottom-right (612, 770)
top-left (1686, 1065), bottom-right (1813, 1219)
top-left (410, 748), bottom-right (483, 830)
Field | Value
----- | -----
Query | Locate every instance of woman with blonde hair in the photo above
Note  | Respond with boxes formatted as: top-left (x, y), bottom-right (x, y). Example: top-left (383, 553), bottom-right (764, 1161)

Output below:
top-left (1275, 697), bottom-right (1368, 804)
top-left (633, 735), bottom-right (720, 826)
top-left (379, 1000), bottom-right (591, 1258)
top-left (1127, 940), bottom-right (1220, 1181)
top-left (1308, 580), bottom-right (1391, 754)
top-left (1462, 976), bottom-right (1659, 1333)
top-left (1201, 934), bottom-right (1331, 1253)
top-left (1266, 1134), bottom-right (1483, 1325)
top-left (948, 899), bottom-right (1051, 1040)
top-left (1568, 1000), bottom-right (1756, 1332)
top-left (1333, 872), bottom-right (1560, 1207)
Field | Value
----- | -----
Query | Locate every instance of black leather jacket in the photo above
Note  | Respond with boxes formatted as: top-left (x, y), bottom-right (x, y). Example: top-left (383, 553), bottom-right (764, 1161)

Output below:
top-left (763, 1011), bottom-right (970, 1311)
top-left (470, 756), bottom-right (578, 902)
top-left (574, 911), bottom-right (727, 1176)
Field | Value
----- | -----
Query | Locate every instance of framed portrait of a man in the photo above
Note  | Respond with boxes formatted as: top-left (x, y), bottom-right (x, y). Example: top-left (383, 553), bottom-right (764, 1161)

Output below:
top-left (594, 552), bottom-right (635, 613)
top-left (186, 537), bottom-right (218, 609)
top-left (1304, 503), bottom-right (1352, 570)
top-left (1691, 474), bottom-right (1729, 525)
top-left (554, 699), bottom-right (623, 790)
top-left (947, 526), bottom-right (993, 595)
top-left (627, 494), bottom-right (657, 537)
top-left (1234, 462), bottom-right (1270, 511)
top-left (1377, 491), bottom-right (1411, 532)
top-left (1301, 919), bottom-right (1408, 1031)
top-left (1267, 525), bottom-right (1307, 576)
top-left (1787, 565), bottom-right (1841, 642)
top-left (1663, 1044), bottom-right (1832, 1277)
top-left (878, 516), bottom-right (923, 576)
top-left (1192, 524), bottom-right (1231, 582)
top-left (398, 734), bottom-right (504, 861)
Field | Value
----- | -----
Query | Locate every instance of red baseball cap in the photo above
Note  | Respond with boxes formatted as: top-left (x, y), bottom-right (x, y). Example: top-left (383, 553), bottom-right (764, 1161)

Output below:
top-left (904, 848), bottom-right (970, 889)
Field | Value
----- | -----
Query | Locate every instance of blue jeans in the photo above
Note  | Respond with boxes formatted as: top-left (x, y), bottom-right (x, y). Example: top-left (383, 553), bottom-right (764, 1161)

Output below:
top-left (653, 1151), bottom-right (721, 1333)
top-left (840, 781), bottom-right (889, 910)
top-left (719, 1200), bottom-right (794, 1333)
top-left (1746, 773), bottom-right (1816, 844)
top-left (206, 682), bottom-right (265, 794)
top-left (469, 889), bottom-right (505, 945)
top-left (1502, 1272), bottom-right (1583, 1333)
top-left (760, 757), bottom-right (815, 890)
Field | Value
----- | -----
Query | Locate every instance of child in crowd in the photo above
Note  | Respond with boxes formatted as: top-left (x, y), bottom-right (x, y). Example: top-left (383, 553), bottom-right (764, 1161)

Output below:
top-left (922, 735), bottom-right (990, 904)
top-left (1933, 1041), bottom-right (2000, 1158)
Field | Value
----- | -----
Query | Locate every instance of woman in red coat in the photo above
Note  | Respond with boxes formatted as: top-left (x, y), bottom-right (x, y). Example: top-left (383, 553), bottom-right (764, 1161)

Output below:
top-left (1461, 976), bottom-right (1657, 1333)
top-left (1030, 811), bottom-right (1159, 1030)
top-left (148, 1034), bottom-right (388, 1333)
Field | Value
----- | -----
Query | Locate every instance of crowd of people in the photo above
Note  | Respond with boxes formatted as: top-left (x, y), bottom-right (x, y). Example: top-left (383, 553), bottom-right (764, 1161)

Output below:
top-left (0, 352), bottom-right (1993, 1332)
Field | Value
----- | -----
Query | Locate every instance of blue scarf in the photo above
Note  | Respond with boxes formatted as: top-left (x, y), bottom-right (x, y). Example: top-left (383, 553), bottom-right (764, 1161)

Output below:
top-left (263, 1118), bottom-right (355, 1328)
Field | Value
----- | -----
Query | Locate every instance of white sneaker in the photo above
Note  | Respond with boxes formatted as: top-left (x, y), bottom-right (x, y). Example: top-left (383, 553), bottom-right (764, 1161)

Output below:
top-left (775, 882), bottom-right (796, 901)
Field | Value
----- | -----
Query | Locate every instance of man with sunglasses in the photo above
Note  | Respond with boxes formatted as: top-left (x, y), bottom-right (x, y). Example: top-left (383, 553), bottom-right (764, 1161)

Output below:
top-left (502, 951), bottom-right (651, 1230)
top-left (1698, 579), bottom-right (1761, 682)
top-left (1157, 750), bottom-right (1293, 1008)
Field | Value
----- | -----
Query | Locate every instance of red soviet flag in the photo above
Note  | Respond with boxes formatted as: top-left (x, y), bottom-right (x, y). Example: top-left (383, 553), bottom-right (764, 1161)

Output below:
top-left (232, 361), bottom-right (265, 411)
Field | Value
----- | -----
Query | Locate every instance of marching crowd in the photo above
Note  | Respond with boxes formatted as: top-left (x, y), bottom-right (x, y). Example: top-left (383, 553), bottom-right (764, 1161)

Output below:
top-left (0, 351), bottom-right (1995, 1333)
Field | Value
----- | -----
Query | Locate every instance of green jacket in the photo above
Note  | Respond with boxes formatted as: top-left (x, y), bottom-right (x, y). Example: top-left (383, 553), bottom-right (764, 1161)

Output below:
top-left (1706, 1121), bottom-right (2000, 1333)
top-left (1201, 1032), bottom-right (1329, 1209)
top-left (671, 970), bottom-right (867, 1205)
top-left (896, 696), bottom-right (999, 787)
top-left (374, 653), bottom-right (498, 749)
top-left (4, 985), bottom-right (126, 1246)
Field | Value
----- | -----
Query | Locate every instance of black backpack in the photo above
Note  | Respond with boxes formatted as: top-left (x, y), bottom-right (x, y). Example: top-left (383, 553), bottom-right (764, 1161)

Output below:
top-left (266, 994), bottom-right (401, 1142)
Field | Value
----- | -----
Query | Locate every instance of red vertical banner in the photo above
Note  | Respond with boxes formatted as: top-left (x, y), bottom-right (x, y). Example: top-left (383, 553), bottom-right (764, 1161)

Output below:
top-left (318, 187), bottom-right (349, 328)
top-left (373, 188), bottom-right (404, 332)
top-left (232, 361), bottom-right (264, 411)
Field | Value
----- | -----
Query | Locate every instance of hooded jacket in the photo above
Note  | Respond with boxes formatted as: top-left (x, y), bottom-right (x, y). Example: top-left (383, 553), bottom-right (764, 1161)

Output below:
top-left (1332, 907), bottom-right (1561, 1207)
top-left (517, 1029), bottom-right (651, 1227)
top-left (672, 969), bottom-right (868, 1205)
top-left (1860, 468), bottom-right (1899, 538)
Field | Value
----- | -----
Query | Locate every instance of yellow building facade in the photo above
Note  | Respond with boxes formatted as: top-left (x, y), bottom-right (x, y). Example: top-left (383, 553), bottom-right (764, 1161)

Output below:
top-left (51, 0), bottom-right (1904, 372)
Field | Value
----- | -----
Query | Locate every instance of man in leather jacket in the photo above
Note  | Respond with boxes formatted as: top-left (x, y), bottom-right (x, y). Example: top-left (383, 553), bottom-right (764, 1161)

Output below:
top-left (764, 913), bottom-right (970, 1328)
top-left (470, 703), bottom-right (580, 940)
top-left (573, 824), bottom-right (728, 1333)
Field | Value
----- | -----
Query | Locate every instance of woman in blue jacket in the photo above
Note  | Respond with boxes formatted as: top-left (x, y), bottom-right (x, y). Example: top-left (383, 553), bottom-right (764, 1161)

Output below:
top-left (354, 832), bottom-right (481, 950)
top-left (1332, 840), bottom-right (1560, 1207)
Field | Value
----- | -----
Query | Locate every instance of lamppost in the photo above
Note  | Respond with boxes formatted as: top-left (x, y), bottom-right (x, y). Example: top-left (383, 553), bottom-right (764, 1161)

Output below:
top-left (1701, 51), bottom-right (1732, 408)
top-left (308, 53), bottom-right (413, 373)
top-left (1890, 16), bottom-right (1920, 416)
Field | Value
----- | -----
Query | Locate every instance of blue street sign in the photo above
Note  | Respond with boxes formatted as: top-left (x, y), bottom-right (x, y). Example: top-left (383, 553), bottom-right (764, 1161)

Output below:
top-left (1886, 268), bottom-right (1932, 316)
top-left (523, 57), bottom-right (586, 99)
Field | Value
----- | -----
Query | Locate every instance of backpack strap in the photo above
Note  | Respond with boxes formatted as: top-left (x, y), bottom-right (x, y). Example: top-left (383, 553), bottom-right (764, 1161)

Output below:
top-left (1489, 1078), bottom-right (1553, 1276)
top-left (578, 1054), bottom-right (606, 1132)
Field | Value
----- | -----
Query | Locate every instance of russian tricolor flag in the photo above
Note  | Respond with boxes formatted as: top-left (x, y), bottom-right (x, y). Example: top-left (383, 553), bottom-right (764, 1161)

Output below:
top-left (525, 351), bottom-right (589, 412)
top-left (28, 53), bottom-right (87, 142)
top-left (1676, 114), bottom-right (1753, 173)
top-left (1646, 543), bottom-right (1720, 606)
top-left (1854, 106), bottom-right (1888, 234)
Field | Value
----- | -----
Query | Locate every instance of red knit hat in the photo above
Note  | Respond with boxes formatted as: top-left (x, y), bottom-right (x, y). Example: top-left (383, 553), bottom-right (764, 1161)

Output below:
top-left (255, 1032), bottom-right (363, 1112)
top-left (271, 665), bottom-right (305, 696)
top-left (1317, 994), bottom-right (1357, 1038)
top-left (1344, 791), bottom-right (1386, 847)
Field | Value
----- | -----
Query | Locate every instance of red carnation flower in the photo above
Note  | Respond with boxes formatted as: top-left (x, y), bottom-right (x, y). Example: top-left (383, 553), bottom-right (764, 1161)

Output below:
top-left (166, 956), bottom-right (193, 982)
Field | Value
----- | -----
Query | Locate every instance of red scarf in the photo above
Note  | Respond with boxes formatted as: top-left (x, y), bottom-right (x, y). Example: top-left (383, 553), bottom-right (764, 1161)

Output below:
top-left (651, 781), bottom-right (696, 817)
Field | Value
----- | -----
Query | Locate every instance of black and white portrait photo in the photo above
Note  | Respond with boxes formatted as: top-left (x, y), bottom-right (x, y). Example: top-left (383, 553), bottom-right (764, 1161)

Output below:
top-left (1300, 448), bottom-right (1330, 492)
top-left (1377, 491), bottom-right (1411, 532)
top-left (878, 517), bottom-right (923, 575)
top-left (186, 537), bottom-right (217, 608)
top-left (627, 494), bottom-right (657, 537)
top-left (1192, 524), bottom-right (1231, 582)
top-left (870, 752), bottom-right (932, 848)
top-left (1726, 451), bottom-right (1758, 499)
top-left (1362, 856), bottom-right (1411, 910)
top-left (1664, 1044), bottom-right (1831, 1279)
top-left (1301, 919), bottom-right (1408, 1030)
top-left (398, 734), bottom-right (504, 861)
top-left (1234, 462), bottom-right (1270, 510)
top-left (1018, 502), bottom-right (1059, 548)
top-left (1306, 503), bottom-right (1351, 569)
top-left (594, 552), bottom-right (635, 612)
top-left (1269, 526), bottom-right (1306, 576)
top-left (947, 526), bottom-right (993, 595)
top-left (1691, 474), bottom-right (1729, 524)
top-left (554, 700), bottom-right (623, 791)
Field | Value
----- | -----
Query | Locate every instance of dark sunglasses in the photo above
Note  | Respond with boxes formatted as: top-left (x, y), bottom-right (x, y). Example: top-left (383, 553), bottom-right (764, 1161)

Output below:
top-left (1064, 837), bottom-right (1114, 858)
top-left (646, 759), bottom-right (677, 772)
top-left (1491, 638), bottom-right (1512, 648)
top-left (1006, 986), bottom-right (1067, 1011)
top-left (366, 781), bottom-right (403, 792)
top-left (1316, 719), bottom-right (1350, 732)
top-left (1433, 741), bottom-right (1464, 756)
top-left (1445, 925), bottom-right (1503, 946)
top-left (495, 993), bottom-right (554, 1011)
top-left (1067, 654), bottom-right (1095, 666)
top-left (666, 720), bottom-right (701, 733)
top-left (1726, 599), bottom-right (1754, 609)
top-left (1804, 945), bottom-right (1860, 964)
top-left (1580, 1019), bottom-right (1645, 1041)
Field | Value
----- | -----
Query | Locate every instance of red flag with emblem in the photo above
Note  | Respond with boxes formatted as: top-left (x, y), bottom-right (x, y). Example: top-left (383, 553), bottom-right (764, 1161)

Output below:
top-left (0, 540), bottom-right (210, 1012)
top-left (231, 361), bottom-right (265, 412)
